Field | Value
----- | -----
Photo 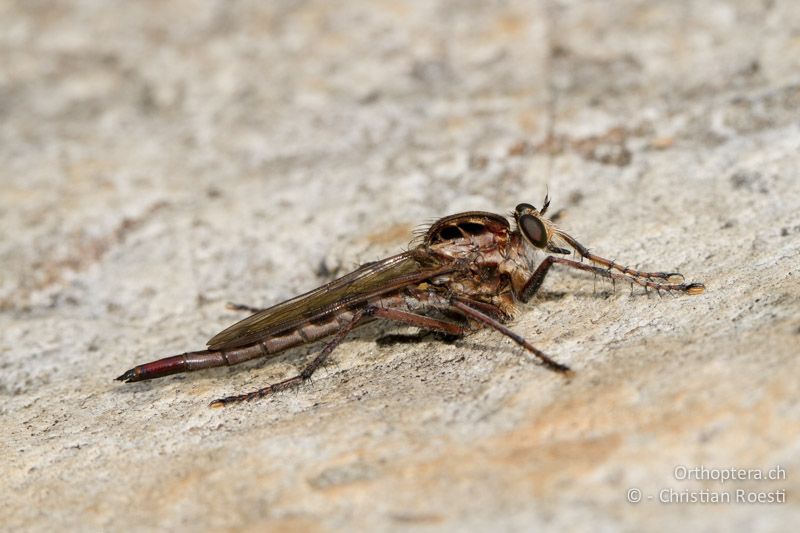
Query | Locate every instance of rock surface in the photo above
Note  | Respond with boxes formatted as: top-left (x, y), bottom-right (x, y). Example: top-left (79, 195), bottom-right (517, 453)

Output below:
top-left (2, 1), bottom-right (799, 531)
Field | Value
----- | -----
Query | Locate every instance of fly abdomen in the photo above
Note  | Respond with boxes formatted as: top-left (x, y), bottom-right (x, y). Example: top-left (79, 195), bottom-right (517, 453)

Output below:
top-left (116, 349), bottom-right (228, 382)
top-left (117, 310), bottom-right (361, 382)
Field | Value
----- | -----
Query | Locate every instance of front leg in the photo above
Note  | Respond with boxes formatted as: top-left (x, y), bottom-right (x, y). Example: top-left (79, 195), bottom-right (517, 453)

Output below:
top-left (556, 232), bottom-right (688, 282)
top-left (518, 255), bottom-right (705, 303)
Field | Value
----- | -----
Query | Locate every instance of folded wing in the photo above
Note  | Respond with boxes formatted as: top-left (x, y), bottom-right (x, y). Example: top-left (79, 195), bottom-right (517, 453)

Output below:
top-left (207, 251), bottom-right (452, 350)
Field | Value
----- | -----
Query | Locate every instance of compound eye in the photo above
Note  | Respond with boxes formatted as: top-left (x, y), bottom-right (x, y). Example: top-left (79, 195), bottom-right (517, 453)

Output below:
top-left (515, 203), bottom-right (535, 215)
top-left (519, 214), bottom-right (548, 248)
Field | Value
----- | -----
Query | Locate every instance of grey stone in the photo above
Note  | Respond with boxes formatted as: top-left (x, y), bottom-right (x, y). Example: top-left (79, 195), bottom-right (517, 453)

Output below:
top-left (2, 1), bottom-right (798, 531)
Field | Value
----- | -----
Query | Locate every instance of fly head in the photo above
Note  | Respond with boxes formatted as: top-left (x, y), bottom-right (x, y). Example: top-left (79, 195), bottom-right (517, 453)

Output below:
top-left (515, 202), bottom-right (552, 249)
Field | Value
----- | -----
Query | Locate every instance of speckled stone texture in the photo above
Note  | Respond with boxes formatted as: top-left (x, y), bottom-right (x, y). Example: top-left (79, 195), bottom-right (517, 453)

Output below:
top-left (2, 1), bottom-right (799, 531)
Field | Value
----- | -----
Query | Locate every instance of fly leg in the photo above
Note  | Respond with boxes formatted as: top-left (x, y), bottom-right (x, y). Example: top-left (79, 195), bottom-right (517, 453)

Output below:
top-left (376, 331), bottom-right (462, 345)
top-left (370, 306), bottom-right (467, 336)
top-left (226, 302), bottom-right (264, 313)
top-left (209, 309), bottom-right (366, 407)
top-left (450, 299), bottom-right (572, 375)
top-left (518, 255), bottom-right (705, 303)
top-left (373, 306), bottom-right (467, 345)
top-left (556, 232), bottom-right (698, 283)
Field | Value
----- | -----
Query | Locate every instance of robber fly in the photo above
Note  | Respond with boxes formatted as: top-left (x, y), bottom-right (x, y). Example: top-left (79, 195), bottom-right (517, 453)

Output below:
top-left (117, 197), bottom-right (704, 407)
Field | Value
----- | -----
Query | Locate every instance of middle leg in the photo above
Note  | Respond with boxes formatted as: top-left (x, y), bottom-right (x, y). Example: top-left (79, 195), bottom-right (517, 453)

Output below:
top-left (370, 306), bottom-right (468, 345)
top-left (450, 299), bottom-right (572, 375)
top-left (370, 306), bottom-right (467, 336)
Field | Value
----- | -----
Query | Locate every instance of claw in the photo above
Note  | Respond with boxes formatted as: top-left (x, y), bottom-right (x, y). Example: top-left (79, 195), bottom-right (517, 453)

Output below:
top-left (686, 282), bottom-right (705, 295)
